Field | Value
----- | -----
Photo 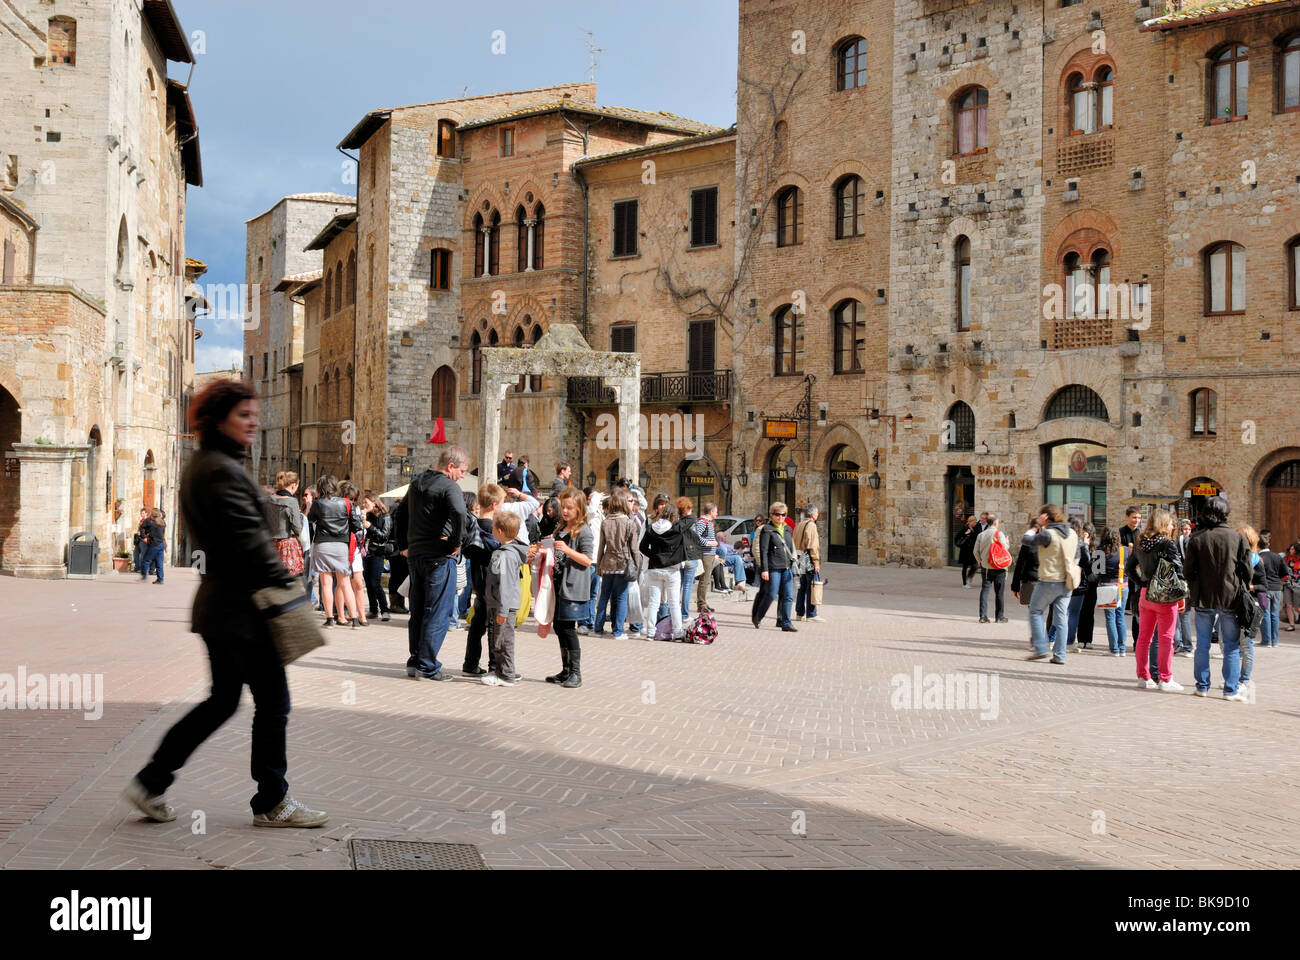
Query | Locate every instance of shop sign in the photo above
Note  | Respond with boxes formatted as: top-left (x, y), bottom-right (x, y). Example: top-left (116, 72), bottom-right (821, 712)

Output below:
top-left (764, 419), bottom-right (798, 440)
top-left (831, 470), bottom-right (859, 483)
top-left (975, 463), bottom-right (1032, 489)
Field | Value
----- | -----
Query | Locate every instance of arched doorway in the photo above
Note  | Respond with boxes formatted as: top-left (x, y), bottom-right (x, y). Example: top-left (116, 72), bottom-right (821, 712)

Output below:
top-left (143, 450), bottom-right (156, 511)
top-left (0, 385), bottom-right (20, 568)
top-left (1265, 461), bottom-right (1300, 548)
top-left (768, 445), bottom-right (796, 510)
top-left (1043, 440), bottom-right (1107, 527)
top-left (605, 458), bottom-right (620, 491)
top-left (679, 459), bottom-right (717, 517)
top-left (827, 445), bottom-right (860, 563)
top-left (1179, 475), bottom-right (1222, 526)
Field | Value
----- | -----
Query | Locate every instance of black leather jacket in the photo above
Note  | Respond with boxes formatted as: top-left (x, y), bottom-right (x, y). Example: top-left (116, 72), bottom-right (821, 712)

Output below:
top-left (309, 496), bottom-right (357, 544)
top-left (180, 433), bottom-right (293, 637)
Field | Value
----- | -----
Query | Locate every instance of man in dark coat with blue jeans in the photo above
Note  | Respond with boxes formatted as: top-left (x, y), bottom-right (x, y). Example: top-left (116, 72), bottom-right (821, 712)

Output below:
top-left (395, 447), bottom-right (469, 681)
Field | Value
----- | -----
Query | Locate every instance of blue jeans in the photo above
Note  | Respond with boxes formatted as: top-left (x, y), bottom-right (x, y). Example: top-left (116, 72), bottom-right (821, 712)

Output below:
top-left (457, 558), bottom-right (473, 620)
top-left (407, 554), bottom-right (456, 677)
top-left (141, 542), bottom-right (165, 582)
top-left (1264, 590), bottom-right (1281, 646)
top-left (579, 566), bottom-right (599, 628)
top-left (1173, 606), bottom-right (1194, 652)
top-left (1103, 582), bottom-right (1127, 653)
top-left (754, 568), bottom-right (794, 628)
top-left (1029, 580), bottom-right (1071, 659)
top-left (796, 570), bottom-right (820, 618)
top-left (1195, 608), bottom-right (1241, 695)
top-left (1067, 593), bottom-right (1083, 644)
top-left (718, 552), bottom-right (746, 587)
top-left (680, 561), bottom-right (698, 619)
top-left (594, 574), bottom-right (629, 635)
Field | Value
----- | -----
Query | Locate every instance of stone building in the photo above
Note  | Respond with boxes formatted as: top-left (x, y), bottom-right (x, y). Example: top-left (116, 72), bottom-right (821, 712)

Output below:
top-left (573, 130), bottom-right (739, 508)
top-left (242, 193), bottom-right (355, 486)
top-left (0, 0), bottom-right (201, 576)
top-left (336, 84), bottom-right (722, 493)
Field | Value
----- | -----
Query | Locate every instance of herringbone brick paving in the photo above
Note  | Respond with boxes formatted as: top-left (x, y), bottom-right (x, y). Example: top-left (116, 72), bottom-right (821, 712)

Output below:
top-left (1, 565), bottom-right (1295, 868)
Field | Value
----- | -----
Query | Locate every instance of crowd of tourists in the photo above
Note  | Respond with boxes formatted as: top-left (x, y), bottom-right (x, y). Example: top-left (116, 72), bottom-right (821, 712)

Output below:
top-left (961, 499), bottom-right (1296, 700)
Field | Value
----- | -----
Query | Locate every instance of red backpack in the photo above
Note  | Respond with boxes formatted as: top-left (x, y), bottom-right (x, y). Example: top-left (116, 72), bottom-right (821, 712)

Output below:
top-left (988, 534), bottom-right (1013, 570)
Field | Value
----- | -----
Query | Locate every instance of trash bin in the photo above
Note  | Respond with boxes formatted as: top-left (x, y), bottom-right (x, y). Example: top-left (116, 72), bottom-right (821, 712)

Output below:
top-left (67, 532), bottom-right (99, 577)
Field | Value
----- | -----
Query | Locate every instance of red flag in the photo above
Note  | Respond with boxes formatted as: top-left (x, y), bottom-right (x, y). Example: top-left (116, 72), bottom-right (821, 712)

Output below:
top-left (427, 418), bottom-right (447, 444)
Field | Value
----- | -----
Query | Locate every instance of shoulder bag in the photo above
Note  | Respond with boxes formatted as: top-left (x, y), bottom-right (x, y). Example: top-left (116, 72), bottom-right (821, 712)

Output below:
top-left (251, 583), bottom-right (326, 666)
top-left (1147, 556), bottom-right (1188, 605)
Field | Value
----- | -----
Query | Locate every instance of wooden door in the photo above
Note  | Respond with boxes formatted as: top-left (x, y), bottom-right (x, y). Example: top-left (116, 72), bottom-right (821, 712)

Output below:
top-left (1267, 489), bottom-right (1300, 549)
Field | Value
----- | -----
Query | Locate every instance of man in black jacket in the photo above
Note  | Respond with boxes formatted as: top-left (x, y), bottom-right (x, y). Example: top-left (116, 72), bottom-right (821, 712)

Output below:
top-left (400, 447), bottom-right (470, 681)
top-left (1183, 497), bottom-right (1251, 701)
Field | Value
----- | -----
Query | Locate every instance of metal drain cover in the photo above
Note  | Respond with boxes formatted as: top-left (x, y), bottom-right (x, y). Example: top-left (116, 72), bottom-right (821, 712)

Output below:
top-left (349, 839), bottom-right (488, 870)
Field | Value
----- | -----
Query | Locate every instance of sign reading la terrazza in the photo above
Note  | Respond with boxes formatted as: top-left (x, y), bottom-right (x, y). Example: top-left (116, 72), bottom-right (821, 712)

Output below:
top-left (763, 419), bottom-right (798, 440)
top-left (976, 464), bottom-right (1032, 489)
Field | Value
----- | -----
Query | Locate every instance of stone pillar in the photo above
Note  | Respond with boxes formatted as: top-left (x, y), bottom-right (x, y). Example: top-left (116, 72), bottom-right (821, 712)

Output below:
top-left (524, 219), bottom-right (536, 271)
top-left (479, 376), bottom-right (510, 483)
top-left (612, 377), bottom-right (640, 487)
top-left (481, 227), bottom-right (492, 277)
top-left (8, 442), bottom-right (89, 578)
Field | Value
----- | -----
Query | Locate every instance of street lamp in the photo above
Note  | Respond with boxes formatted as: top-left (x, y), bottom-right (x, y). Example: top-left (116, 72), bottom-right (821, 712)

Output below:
top-left (786, 456), bottom-right (797, 479)
top-left (638, 467), bottom-right (651, 490)
top-left (867, 471), bottom-right (881, 490)
top-left (586, 471), bottom-right (597, 488)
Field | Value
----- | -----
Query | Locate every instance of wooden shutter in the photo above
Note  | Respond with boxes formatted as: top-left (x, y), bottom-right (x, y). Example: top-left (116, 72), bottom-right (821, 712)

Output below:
top-left (688, 319), bottom-right (715, 372)
top-left (691, 188), bottom-right (718, 247)
top-left (614, 201), bottom-right (637, 256)
top-left (611, 325), bottom-right (636, 353)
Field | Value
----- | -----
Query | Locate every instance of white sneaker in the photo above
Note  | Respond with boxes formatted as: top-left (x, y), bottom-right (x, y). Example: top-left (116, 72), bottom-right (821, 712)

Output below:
top-left (1224, 690), bottom-right (1248, 702)
top-left (962, 583), bottom-right (972, 589)
top-left (122, 778), bottom-right (177, 823)
top-left (1211, 649), bottom-right (1223, 659)
top-left (611, 633), bottom-right (627, 641)
top-left (1179, 650), bottom-right (1194, 658)
top-left (806, 616), bottom-right (826, 623)
top-left (1140, 678), bottom-right (1157, 689)
top-left (481, 674), bottom-right (515, 687)
top-left (1193, 688), bottom-right (1209, 698)
top-left (1158, 679), bottom-right (1184, 693)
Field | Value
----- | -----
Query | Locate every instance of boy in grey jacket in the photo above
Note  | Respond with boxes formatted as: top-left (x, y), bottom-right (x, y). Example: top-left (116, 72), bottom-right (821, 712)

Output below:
top-left (484, 513), bottom-right (529, 687)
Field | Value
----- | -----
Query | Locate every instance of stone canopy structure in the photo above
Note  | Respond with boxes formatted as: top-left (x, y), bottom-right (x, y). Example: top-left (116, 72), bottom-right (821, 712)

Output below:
top-left (478, 324), bottom-right (640, 487)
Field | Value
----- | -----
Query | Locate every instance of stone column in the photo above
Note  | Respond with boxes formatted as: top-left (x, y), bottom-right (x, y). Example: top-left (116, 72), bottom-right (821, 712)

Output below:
top-left (524, 218), bottom-right (536, 272)
top-left (612, 377), bottom-right (640, 487)
top-left (481, 227), bottom-right (492, 277)
top-left (8, 442), bottom-right (89, 578)
top-left (479, 376), bottom-right (510, 484)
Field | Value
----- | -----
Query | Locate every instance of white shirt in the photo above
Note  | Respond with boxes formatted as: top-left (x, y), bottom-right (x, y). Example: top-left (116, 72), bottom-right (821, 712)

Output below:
top-left (498, 493), bottom-right (538, 544)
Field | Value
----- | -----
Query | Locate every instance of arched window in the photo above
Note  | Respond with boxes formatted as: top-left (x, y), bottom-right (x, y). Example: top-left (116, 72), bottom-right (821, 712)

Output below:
top-left (774, 305), bottom-right (804, 376)
top-left (955, 235), bottom-right (972, 330)
top-left (1205, 242), bottom-right (1245, 314)
top-left (48, 16), bottom-right (76, 65)
top-left (1190, 388), bottom-right (1217, 437)
top-left (533, 203), bottom-right (545, 270)
top-left (833, 299), bottom-right (864, 374)
top-left (115, 216), bottom-right (129, 278)
top-left (1097, 66), bottom-right (1114, 128)
top-left (334, 263), bottom-right (343, 311)
top-left (954, 87), bottom-right (989, 155)
top-left (324, 267), bottom-right (333, 316)
top-left (945, 402), bottom-right (975, 451)
top-left (530, 323), bottom-right (543, 393)
top-left (470, 330), bottom-right (483, 394)
top-left (1282, 35), bottom-right (1300, 112)
top-left (472, 213), bottom-right (485, 277)
top-left (488, 210), bottom-right (501, 276)
top-left (836, 37), bottom-right (867, 91)
top-left (1064, 248), bottom-right (1111, 318)
top-left (516, 205), bottom-right (528, 272)
top-left (322, 368), bottom-right (331, 418)
top-left (346, 251), bottom-right (356, 305)
top-left (834, 175), bottom-right (864, 239)
top-left (333, 366), bottom-right (340, 416)
top-left (512, 324), bottom-right (527, 392)
top-left (1288, 236), bottom-right (1300, 309)
top-left (345, 363), bottom-right (353, 417)
top-left (776, 187), bottom-right (802, 247)
top-left (1067, 65), bottom-right (1115, 134)
top-left (432, 365), bottom-right (456, 420)
top-left (1210, 43), bottom-right (1249, 121)
top-left (1045, 385), bottom-right (1109, 421)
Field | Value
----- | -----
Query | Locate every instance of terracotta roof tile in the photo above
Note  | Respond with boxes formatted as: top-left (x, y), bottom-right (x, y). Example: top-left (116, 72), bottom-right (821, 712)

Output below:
top-left (458, 100), bottom-right (723, 135)
top-left (1143, 0), bottom-right (1295, 29)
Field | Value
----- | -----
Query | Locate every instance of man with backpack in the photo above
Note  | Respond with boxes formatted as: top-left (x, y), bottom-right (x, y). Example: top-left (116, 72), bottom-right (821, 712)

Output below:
top-left (975, 513), bottom-right (1011, 623)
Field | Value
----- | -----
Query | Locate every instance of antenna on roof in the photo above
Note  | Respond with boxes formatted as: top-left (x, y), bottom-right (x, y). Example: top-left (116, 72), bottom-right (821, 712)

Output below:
top-left (584, 30), bottom-right (603, 84)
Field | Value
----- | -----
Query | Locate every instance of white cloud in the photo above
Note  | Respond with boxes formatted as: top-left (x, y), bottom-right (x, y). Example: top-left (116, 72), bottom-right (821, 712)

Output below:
top-left (195, 344), bottom-right (244, 374)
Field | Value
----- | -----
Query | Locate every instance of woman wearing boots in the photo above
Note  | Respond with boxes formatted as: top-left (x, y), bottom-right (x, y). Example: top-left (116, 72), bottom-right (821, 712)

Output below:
top-left (547, 487), bottom-right (595, 688)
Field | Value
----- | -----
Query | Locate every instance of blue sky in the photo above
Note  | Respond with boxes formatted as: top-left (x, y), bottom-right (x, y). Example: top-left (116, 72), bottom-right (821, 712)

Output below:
top-left (171, 0), bottom-right (740, 371)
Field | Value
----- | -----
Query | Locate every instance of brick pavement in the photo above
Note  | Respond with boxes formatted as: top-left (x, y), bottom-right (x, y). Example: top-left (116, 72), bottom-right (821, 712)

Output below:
top-left (0, 564), bottom-right (1296, 869)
